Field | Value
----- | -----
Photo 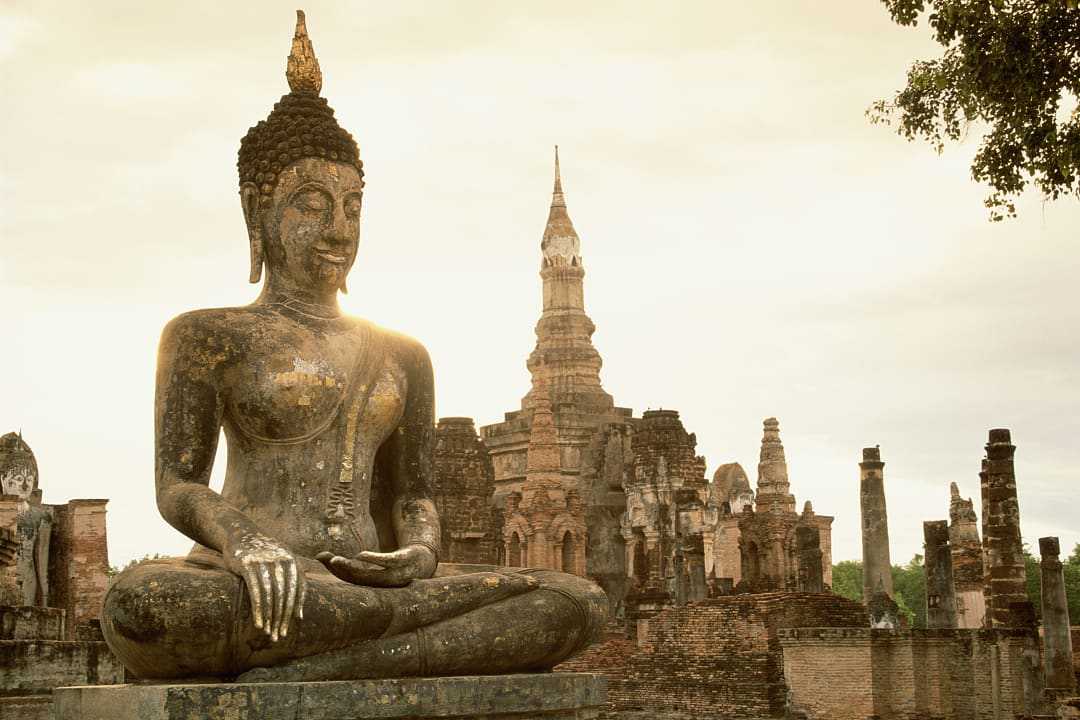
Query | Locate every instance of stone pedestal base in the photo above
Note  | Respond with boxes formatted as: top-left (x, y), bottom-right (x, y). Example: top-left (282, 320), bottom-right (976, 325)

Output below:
top-left (53, 673), bottom-right (606, 720)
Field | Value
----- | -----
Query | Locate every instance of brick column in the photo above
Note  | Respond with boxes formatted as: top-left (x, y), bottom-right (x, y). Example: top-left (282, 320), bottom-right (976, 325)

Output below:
top-left (923, 520), bottom-right (957, 628)
top-left (859, 446), bottom-right (893, 600)
top-left (980, 429), bottom-right (1031, 628)
top-left (1039, 536), bottom-right (1076, 692)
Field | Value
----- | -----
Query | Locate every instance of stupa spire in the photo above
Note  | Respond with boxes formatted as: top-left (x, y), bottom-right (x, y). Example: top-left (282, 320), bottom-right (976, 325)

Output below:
top-left (552, 145), bottom-right (565, 207)
top-left (541, 146), bottom-right (580, 266)
top-left (522, 149), bottom-right (613, 415)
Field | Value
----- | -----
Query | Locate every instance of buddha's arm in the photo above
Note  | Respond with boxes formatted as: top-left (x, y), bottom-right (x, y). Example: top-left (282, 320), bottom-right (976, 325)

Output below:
top-left (317, 336), bottom-right (440, 587)
top-left (384, 337), bottom-right (441, 561)
top-left (154, 315), bottom-right (244, 548)
top-left (154, 314), bottom-right (303, 641)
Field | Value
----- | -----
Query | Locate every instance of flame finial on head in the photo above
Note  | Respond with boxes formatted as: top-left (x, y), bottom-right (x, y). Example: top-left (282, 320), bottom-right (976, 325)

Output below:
top-left (286, 10), bottom-right (323, 94)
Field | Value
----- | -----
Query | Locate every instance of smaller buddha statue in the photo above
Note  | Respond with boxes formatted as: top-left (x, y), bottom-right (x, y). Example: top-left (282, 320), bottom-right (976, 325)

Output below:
top-left (100, 11), bottom-right (606, 682)
top-left (0, 432), bottom-right (52, 606)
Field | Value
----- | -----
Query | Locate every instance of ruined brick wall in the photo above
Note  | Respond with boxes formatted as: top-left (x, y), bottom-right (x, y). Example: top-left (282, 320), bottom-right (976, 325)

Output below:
top-left (558, 592), bottom-right (867, 719)
top-left (779, 629), bottom-right (875, 719)
top-left (432, 418), bottom-right (497, 565)
top-left (47, 500), bottom-right (109, 639)
top-left (778, 627), bottom-right (1042, 720)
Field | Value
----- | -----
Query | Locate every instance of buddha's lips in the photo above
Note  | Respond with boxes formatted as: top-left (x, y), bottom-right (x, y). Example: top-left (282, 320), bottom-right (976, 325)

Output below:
top-left (315, 251), bottom-right (349, 265)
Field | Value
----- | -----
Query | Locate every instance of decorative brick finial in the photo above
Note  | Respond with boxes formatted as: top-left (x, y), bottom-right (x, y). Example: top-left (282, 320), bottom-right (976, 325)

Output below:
top-left (286, 10), bottom-right (323, 94)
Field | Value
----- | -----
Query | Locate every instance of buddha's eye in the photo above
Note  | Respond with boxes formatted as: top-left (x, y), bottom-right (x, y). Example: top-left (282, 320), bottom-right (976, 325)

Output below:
top-left (294, 190), bottom-right (329, 213)
top-left (344, 196), bottom-right (362, 219)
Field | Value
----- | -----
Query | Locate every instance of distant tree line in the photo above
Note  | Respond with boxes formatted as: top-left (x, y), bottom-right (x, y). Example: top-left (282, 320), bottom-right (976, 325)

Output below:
top-left (106, 553), bottom-right (165, 577)
top-left (832, 543), bottom-right (1080, 629)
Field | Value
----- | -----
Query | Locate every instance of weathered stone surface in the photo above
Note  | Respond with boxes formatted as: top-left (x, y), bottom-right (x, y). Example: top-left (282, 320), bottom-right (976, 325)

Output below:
top-left (0, 695), bottom-right (52, 720)
top-left (0, 605), bottom-right (64, 640)
top-left (0, 639), bottom-right (123, 695)
top-left (52, 673), bottom-right (606, 720)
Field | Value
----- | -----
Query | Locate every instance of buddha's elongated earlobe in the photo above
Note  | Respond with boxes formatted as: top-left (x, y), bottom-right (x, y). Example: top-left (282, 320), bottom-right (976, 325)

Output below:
top-left (240, 184), bottom-right (264, 284)
top-left (249, 236), bottom-right (264, 284)
top-left (339, 277), bottom-right (349, 294)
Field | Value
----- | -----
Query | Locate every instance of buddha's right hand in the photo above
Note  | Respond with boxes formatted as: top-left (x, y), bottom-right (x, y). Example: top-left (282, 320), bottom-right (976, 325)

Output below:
top-left (223, 532), bottom-right (307, 642)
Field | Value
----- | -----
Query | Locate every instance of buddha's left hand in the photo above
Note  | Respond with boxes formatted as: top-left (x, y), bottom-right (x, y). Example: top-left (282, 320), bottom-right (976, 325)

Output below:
top-left (315, 544), bottom-right (436, 587)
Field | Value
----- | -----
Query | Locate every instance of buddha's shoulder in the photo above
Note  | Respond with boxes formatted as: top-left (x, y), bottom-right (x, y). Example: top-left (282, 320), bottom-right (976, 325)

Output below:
top-left (162, 306), bottom-right (264, 335)
top-left (358, 321), bottom-right (432, 371)
top-left (158, 306), bottom-right (278, 354)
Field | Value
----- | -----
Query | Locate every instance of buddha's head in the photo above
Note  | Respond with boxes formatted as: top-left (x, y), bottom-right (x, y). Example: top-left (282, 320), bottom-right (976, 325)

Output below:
top-left (0, 432), bottom-right (38, 500)
top-left (237, 11), bottom-right (364, 296)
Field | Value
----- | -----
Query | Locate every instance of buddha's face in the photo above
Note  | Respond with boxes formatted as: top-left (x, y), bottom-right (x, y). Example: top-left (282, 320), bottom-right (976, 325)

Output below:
top-left (246, 157), bottom-right (364, 295)
top-left (0, 461), bottom-right (35, 500)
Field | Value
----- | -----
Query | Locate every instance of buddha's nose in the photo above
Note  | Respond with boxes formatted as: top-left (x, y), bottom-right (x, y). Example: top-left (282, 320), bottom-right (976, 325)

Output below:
top-left (325, 205), bottom-right (352, 246)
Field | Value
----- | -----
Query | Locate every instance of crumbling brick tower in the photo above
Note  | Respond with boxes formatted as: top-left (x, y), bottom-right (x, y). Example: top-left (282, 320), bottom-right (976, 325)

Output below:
top-left (980, 428), bottom-right (1033, 628)
top-left (431, 417), bottom-right (496, 565)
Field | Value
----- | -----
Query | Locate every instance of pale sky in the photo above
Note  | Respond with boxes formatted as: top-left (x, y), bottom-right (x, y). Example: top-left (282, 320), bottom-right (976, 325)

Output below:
top-left (2, 1), bottom-right (1077, 569)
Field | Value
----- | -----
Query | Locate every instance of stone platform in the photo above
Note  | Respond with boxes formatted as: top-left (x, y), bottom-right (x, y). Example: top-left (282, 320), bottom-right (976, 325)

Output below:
top-left (53, 673), bottom-right (607, 720)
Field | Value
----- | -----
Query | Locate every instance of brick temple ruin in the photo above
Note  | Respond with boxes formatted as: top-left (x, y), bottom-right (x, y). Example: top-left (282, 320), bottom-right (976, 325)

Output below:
top-left (431, 151), bottom-right (835, 626)
top-left (0, 432), bottom-right (122, 718)
top-left (431, 153), bottom-right (1078, 719)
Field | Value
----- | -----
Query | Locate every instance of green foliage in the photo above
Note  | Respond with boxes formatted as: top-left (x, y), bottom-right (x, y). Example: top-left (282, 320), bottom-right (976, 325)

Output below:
top-left (892, 554), bottom-right (926, 628)
top-left (870, 1), bottom-right (1080, 220)
top-left (830, 556), bottom-right (925, 627)
top-left (834, 543), bottom-right (1080, 628)
top-left (106, 553), bottom-right (165, 577)
top-left (832, 559), bottom-right (865, 601)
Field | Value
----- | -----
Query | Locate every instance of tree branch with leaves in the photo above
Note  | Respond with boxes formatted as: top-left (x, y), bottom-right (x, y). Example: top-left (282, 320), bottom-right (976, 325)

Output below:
top-left (869, 0), bottom-right (1080, 220)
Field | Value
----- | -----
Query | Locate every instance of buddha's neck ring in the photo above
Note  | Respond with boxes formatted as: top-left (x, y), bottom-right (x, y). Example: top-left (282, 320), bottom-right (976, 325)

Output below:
top-left (267, 296), bottom-right (341, 320)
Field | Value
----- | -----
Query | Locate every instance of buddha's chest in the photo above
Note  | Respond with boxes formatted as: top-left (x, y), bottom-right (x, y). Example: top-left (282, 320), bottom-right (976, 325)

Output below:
top-left (222, 329), bottom-right (405, 445)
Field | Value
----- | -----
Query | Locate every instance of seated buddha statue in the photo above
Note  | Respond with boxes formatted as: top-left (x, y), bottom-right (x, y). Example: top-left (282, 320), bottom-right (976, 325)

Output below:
top-left (101, 11), bottom-right (606, 682)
